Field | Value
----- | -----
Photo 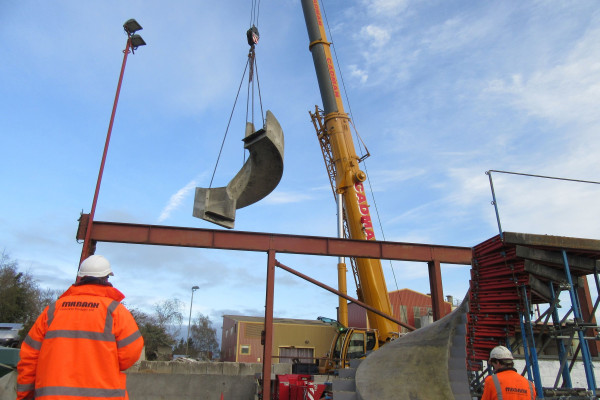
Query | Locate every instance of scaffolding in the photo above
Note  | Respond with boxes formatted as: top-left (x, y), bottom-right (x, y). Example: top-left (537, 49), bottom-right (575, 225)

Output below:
top-left (467, 232), bottom-right (600, 399)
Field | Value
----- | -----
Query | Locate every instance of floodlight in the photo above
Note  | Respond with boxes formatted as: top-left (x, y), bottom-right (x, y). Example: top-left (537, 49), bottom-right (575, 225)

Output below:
top-left (130, 34), bottom-right (146, 50)
top-left (123, 19), bottom-right (143, 35)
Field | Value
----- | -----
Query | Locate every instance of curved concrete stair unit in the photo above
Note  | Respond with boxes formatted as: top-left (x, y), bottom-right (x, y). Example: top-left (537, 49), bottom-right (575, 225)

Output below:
top-left (332, 359), bottom-right (362, 400)
top-left (193, 110), bottom-right (284, 228)
top-left (355, 298), bottom-right (470, 400)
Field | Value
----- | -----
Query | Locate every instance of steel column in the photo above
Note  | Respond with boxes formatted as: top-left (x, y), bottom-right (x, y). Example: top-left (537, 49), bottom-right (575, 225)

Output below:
top-left (518, 316), bottom-right (534, 382)
top-left (521, 286), bottom-right (544, 397)
top-left (428, 260), bottom-right (445, 320)
top-left (549, 283), bottom-right (572, 389)
top-left (561, 250), bottom-right (596, 395)
top-left (261, 250), bottom-right (276, 400)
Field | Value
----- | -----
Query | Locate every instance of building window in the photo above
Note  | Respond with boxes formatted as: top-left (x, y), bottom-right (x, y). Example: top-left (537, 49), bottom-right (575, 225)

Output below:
top-left (413, 306), bottom-right (421, 319)
top-left (240, 345), bottom-right (250, 355)
top-left (279, 347), bottom-right (314, 364)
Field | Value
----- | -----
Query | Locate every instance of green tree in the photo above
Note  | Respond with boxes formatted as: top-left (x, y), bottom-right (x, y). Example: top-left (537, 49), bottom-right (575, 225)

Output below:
top-left (0, 252), bottom-right (59, 340)
top-left (130, 298), bottom-right (184, 360)
top-left (0, 252), bottom-right (38, 323)
top-left (153, 298), bottom-right (184, 331)
top-left (172, 338), bottom-right (186, 355)
top-left (189, 313), bottom-right (219, 359)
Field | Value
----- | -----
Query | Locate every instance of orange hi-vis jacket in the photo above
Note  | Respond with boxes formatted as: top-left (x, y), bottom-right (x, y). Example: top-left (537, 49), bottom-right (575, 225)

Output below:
top-left (482, 369), bottom-right (536, 400)
top-left (17, 284), bottom-right (144, 400)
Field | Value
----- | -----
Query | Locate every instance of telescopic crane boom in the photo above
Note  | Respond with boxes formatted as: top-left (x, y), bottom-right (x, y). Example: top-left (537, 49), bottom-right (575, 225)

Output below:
top-left (301, 0), bottom-right (398, 344)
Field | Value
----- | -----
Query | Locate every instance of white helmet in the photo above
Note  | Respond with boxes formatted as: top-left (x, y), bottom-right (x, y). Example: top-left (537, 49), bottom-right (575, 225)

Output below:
top-left (78, 255), bottom-right (114, 278)
top-left (490, 345), bottom-right (513, 361)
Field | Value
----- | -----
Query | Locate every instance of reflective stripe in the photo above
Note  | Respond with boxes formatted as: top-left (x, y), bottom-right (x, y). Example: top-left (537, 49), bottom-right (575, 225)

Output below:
top-left (528, 381), bottom-right (534, 400)
top-left (24, 335), bottom-right (42, 351)
top-left (47, 302), bottom-right (56, 328)
top-left (43, 299), bottom-right (120, 343)
top-left (17, 383), bottom-right (35, 392)
top-left (492, 374), bottom-right (503, 400)
top-left (105, 301), bottom-right (119, 334)
top-left (117, 330), bottom-right (142, 348)
top-left (35, 386), bottom-right (126, 398)
top-left (45, 330), bottom-right (115, 342)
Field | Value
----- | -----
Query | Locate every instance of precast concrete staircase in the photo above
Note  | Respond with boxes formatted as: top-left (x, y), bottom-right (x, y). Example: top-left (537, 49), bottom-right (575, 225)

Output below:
top-left (354, 299), bottom-right (471, 400)
top-left (331, 359), bottom-right (362, 400)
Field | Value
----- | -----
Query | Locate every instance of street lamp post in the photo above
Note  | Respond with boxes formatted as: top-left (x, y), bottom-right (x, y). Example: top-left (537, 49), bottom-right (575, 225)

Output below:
top-left (79, 19), bottom-right (147, 265)
top-left (186, 286), bottom-right (200, 357)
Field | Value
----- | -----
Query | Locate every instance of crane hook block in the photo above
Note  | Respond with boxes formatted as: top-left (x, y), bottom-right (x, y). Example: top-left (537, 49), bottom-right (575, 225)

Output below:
top-left (192, 110), bottom-right (284, 229)
top-left (247, 25), bottom-right (259, 46)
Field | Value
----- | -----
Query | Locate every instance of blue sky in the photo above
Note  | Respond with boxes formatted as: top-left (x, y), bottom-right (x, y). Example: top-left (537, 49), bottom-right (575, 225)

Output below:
top-left (2, 0), bottom-right (599, 334)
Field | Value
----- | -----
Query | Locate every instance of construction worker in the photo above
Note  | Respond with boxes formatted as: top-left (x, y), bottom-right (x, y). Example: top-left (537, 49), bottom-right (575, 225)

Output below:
top-left (17, 255), bottom-right (144, 400)
top-left (481, 345), bottom-right (536, 400)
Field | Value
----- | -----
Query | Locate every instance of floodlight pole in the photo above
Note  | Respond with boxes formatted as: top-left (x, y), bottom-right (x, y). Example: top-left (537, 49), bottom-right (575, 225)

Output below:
top-left (186, 286), bottom-right (199, 357)
top-left (79, 27), bottom-right (139, 266)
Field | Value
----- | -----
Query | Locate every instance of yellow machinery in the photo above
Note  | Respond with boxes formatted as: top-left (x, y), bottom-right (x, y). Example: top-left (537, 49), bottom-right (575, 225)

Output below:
top-left (301, 0), bottom-right (400, 368)
top-left (316, 317), bottom-right (381, 372)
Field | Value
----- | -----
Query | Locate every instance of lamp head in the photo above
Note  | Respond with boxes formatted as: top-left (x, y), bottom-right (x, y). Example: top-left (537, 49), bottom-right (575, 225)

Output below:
top-left (192, 285), bottom-right (200, 291)
top-left (123, 19), bottom-right (143, 35)
top-left (130, 34), bottom-right (146, 50)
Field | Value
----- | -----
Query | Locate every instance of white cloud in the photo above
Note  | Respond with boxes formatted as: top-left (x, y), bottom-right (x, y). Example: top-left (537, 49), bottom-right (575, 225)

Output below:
top-left (263, 191), bottom-right (314, 204)
top-left (158, 179), bottom-right (199, 222)
top-left (485, 24), bottom-right (600, 127)
top-left (349, 65), bottom-right (368, 84)
top-left (359, 25), bottom-right (391, 47)
top-left (421, 15), bottom-right (495, 54)
top-left (482, 174), bottom-right (600, 239)
top-left (363, 0), bottom-right (410, 17)
top-left (369, 168), bottom-right (426, 186)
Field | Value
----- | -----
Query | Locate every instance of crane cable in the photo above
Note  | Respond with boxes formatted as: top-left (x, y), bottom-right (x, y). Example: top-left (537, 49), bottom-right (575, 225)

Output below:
top-left (320, 0), bottom-right (400, 292)
top-left (249, 0), bottom-right (261, 27)
top-left (208, 2), bottom-right (264, 189)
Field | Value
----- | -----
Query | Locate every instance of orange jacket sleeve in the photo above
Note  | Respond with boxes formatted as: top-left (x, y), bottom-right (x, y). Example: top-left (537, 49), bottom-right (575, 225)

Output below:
top-left (16, 307), bottom-right (49, 400)
top-left (481, 375), bottom-right (496, 400)
top-left (112, 303), bottom-right (144, 370)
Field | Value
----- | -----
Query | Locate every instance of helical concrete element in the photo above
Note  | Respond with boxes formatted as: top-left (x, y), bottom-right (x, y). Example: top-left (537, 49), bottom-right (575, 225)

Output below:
top-left (193, 110), bottom-right (284, 228)
top-left (355, 297), bottom-right (470, 400)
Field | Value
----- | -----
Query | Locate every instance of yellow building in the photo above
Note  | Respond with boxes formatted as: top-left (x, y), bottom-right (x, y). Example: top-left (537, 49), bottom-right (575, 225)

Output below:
top-left (221, 315), bottom-right (337, 365)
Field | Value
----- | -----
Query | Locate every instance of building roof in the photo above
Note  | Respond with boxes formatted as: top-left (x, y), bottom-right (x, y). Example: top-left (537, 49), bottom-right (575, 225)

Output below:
top-left (389, 288), bottom-right (451, 305)
top-left (223, 315), bottom-right (332, 327)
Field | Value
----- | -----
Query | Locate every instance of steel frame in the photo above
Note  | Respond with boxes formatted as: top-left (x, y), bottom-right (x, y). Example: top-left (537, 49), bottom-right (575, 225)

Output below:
top-left (76, 214), bottom-right (471, 399)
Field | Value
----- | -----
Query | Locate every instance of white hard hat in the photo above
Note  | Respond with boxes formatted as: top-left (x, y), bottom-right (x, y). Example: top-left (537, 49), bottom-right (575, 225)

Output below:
top-left (78, 255), bottom-right (114, 278)
top-left (490, 345), bottom-right (513, 361)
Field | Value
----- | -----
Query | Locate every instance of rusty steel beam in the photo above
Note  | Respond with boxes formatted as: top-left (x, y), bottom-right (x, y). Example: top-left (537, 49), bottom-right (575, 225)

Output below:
top-left (276, 260), bottom-right (416, 331)
top-left (428, 260), bottom-right (445, 321)
top-left (76, 215), bottom-right (473, 264)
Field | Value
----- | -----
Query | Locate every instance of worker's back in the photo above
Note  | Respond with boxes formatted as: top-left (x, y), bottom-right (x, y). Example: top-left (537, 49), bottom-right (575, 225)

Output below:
top-left (482, 369), bottom-right (536, 400)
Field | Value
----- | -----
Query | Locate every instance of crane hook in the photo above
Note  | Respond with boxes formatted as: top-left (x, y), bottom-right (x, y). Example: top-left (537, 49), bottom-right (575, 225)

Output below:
top-left (247, 25), bottom-right (259, 47)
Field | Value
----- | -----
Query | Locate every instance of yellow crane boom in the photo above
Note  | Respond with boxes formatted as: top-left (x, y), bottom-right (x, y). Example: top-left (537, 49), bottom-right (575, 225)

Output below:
top-left (301, 0), bottom-right (397, 343)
